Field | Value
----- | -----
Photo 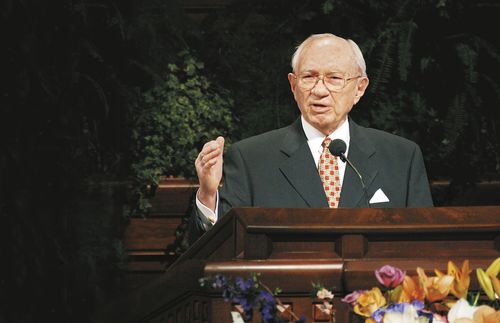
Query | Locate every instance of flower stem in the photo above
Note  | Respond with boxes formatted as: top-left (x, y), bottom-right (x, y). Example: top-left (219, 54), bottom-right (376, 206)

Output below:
top-left (259, 280), bottom-right (301, 321)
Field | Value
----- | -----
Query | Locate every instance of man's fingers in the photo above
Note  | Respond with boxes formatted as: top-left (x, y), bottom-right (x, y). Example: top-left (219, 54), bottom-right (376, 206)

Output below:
top-left (200, 138), bottom-right (223, 157)
top-left (198, 137), bottom-right (225, 164)
top-left (199, 147), bottom-right (221, 165)
top-left (195, 136), bottom-right (226, 175)
top-left (215, 136), bottom-right (225, 149)
top-left (203, 157), bottom-right (218, 168)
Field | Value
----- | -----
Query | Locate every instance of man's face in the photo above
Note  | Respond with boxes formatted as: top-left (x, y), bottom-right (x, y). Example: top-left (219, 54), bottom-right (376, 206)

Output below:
top-left (288, 37), bottom-right (369, 135)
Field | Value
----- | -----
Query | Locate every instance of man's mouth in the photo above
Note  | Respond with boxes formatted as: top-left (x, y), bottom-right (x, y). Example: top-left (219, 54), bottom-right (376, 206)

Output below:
top-left (310, 103), bottom-right (330, 112)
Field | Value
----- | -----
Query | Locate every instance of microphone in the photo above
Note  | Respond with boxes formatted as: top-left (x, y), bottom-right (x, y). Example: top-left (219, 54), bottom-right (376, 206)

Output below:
top-left (329, 139), bottom-right (370, 207)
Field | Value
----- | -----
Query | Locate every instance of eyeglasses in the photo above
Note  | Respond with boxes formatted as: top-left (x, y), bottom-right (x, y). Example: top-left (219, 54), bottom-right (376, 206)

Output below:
top-left (293, 72), bottom-right (362, 92)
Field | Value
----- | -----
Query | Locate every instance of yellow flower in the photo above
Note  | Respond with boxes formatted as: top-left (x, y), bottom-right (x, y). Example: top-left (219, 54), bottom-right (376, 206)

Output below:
top-left (486, 257), bottom-right (500, 300)
top-left (353, 287), bottom-right (386, 318)
top-left (417, 267), bottom-right (454, 303)
top-left (477, 268), bottom-right (496, 300)
top-left (485, 257), bottom-right (500, 277)
top-left (435, 260), bottom-right (471, 299)
top-left (398, 275), bottom-right (425, 303)
top-left (490, 274), bottom-right (500, 299)
top-left (476, 257), bottom-right (500, 300)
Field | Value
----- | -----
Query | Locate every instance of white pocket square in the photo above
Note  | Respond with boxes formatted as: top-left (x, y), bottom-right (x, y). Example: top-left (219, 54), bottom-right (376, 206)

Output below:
top-left (369, 188), bottom-right (390, 204)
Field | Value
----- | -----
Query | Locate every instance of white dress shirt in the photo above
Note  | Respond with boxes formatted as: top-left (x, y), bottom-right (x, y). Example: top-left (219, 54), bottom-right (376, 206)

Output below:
top-left (196, 116), bottom-right (351, 224)
top-left (302, 116), bottom-right (350, 184)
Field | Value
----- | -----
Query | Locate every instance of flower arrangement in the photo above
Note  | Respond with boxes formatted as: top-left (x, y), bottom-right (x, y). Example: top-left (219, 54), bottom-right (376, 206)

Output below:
top-left (200, 257), bottom-right (500, 323)
top-left (200, 273), bottom-right (305, 322)
top-left (199, 274), bottom-right (336, 322)
top-left (312, 283), bottom-right (336, 322)
top-left (342, 258), bottom-right (500, 322)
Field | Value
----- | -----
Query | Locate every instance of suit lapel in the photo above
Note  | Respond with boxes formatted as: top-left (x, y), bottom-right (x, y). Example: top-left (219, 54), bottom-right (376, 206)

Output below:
top-left (278, 119), bottom-right (328, 208)
top-left (339, 120), bottom-right (378, 207)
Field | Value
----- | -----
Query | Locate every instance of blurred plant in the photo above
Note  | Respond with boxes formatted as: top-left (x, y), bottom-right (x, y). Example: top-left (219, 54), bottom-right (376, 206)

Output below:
top-left (318, 0), bottom-right (500, 186)
top-left (131, 50), bottom-right (234, 213)
top-left (199, 0), bottom-right (500, 191)
top-left (1, 0), bottom-right (209, 320)
top-left (198, 0), bottom-right (318, 139)
top-left (1, 1), bottom-right (142, 322)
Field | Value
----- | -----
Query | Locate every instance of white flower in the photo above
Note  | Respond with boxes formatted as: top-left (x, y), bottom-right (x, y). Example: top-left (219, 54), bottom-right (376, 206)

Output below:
top-left (319, 301), bottom-right (333, 315)
top-left (448, 298), bottom-right (478, 322)
top-left (432, 313), bottom-right (448, 323)
top-left (383, 304), bottom-right (421, 323)
top-left (316, 288), bottom-right (334, 300)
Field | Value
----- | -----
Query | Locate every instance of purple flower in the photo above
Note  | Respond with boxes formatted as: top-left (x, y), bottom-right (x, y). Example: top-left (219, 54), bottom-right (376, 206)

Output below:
top-left (374, 265), bottom-right (406, 288)
top-left (386, 302), bottom-right (408, 313)
top-left (341, 290), bottom-right (363, 305)
top-left (258, 291), bottom-right (277, 322)
top-left (376, 302), bottom-right (433, 323)
top-left (235, 277), bottom-right (253, 293)
top-left (213, 274), bottom-right (228, 288)
top-left (373, 302), bottom-right (411, 323)
top-left (238, 297), bottom-right (253, 319)
top-left (222, 285), bottom-right (234, 302)
top-left (258, 290), bottom-right (276, 305)
top-left (382, 303), bottom-right (420, 323)
top-left (411, 300), bottom-right (424, 311)
top-left (371, 307), bottom-right (386, 323)
top-left (417, 309), bottom-right (434, 321)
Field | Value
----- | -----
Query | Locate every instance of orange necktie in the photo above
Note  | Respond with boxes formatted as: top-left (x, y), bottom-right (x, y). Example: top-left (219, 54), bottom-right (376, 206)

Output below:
top-left (319, 137), bottom-right (342, 208)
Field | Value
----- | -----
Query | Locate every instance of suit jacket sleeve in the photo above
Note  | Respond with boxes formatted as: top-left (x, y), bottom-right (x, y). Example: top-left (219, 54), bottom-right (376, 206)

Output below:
top-left (218, 145), bottom-right (253, 217)
top-left (407, 144), bottom-right (434, 207)
top-left (186, 204), bottom-right (214, 246)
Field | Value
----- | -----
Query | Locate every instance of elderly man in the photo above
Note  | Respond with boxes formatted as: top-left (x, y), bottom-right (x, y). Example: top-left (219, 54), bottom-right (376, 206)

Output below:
top-left (188, 33), bottom-right (433, 241)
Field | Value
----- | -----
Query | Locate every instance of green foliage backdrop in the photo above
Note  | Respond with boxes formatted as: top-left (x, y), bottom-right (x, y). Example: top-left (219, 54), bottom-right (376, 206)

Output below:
top-left (195, 0), bottom-right (500, 184)
top-left (131, 50), bottom-right (233, 211)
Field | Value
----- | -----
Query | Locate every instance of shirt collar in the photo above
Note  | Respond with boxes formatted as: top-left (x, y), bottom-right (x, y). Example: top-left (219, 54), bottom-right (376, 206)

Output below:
top-left (301, 116), bottom-right (350, 155)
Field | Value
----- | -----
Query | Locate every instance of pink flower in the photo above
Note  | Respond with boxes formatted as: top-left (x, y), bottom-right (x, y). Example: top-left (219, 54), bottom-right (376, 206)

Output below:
top-left (375, 265), bottom-right (406, 289)
top-left (341, 290), bottom-right (363, 305)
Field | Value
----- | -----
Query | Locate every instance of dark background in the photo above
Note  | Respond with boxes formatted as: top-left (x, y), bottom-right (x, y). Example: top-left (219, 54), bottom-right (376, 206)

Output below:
top-left (1, 0), bottom-right (499, 322)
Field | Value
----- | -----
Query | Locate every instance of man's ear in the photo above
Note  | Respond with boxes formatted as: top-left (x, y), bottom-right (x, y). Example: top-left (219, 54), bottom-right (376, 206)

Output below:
top-left (353, 77), bottom-right (369, 105)
top-left (288, 73), bottom-right (298, 96)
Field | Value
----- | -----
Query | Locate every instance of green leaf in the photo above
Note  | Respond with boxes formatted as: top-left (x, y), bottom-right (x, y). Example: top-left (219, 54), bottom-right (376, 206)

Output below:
top-left (322, 0), bottom-right (335, 14)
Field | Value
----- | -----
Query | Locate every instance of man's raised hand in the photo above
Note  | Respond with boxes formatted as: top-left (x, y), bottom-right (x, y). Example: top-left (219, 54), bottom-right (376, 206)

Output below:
top-left (195, 136), bottom-right (224, 211)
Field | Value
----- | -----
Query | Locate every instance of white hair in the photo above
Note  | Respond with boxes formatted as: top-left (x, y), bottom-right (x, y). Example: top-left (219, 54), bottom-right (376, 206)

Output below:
top-left (291, 33), bottom-right (367, 76)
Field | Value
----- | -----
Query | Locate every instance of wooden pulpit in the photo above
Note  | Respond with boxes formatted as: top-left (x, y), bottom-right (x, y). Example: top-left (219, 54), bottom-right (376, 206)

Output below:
top-left (106, 206), bottom-right (500, 323)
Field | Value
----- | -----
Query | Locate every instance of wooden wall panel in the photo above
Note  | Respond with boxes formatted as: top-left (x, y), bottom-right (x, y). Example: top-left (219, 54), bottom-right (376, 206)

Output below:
top-left (125, 178), bottom-right (198, 291)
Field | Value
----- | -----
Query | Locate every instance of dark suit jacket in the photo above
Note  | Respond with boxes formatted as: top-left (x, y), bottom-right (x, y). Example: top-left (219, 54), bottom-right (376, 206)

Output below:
top-left (187, 118), bottom-right (433, 243)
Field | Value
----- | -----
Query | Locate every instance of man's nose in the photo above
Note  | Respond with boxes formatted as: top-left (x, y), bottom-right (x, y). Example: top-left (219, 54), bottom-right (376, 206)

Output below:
top-left (311, 75), bottom-right (330, 96)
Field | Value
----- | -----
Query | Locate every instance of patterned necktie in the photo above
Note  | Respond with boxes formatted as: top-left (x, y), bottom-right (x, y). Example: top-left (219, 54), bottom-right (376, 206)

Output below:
top-left (319, 137), bottom-right (341, 208)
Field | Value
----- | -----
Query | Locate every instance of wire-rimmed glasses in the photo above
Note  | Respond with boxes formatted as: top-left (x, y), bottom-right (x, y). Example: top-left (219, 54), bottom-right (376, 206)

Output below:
top-left (293, 72), bottom-right (361, 92)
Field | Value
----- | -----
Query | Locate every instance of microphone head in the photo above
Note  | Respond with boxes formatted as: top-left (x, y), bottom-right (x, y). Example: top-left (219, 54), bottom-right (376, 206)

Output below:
top-left (329, 139), bottom-right (347, 157)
